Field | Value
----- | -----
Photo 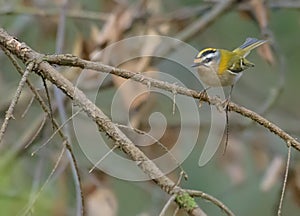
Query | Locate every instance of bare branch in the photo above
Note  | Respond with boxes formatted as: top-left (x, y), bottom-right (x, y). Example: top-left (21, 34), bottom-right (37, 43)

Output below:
top-left (115, 123), bottom-right (187, 178)
top-left (0, 62), bottom-right (32, 145)
top-left (277, 146), bottom-right (291, 216)
top-left (152, 0), bottom-right (236, 59)
top-left (175, 0), bottom-right (236, 42)
top-left (31, 108), bottom-right (82, 156)
top-left (0, 6), bottom-right (109, 21)
top-left (89, 144), bottom-right (119, 173)
top-left (21, 144), bottom-right (67, 215)
top-left (21, 94), bottom-right (35, 118)
top-left (159, 195), bottom-right (177, 216)
top-left (0, 45), bottom-right (85, 216)
top-left (186, 189), bottom-right (235, 216)
top-left (0, 28), bottom-right (206, 216)
top-left (54, 2), bottom-right (83, 214)
top-left (24, 115), bottom-right (47, 149)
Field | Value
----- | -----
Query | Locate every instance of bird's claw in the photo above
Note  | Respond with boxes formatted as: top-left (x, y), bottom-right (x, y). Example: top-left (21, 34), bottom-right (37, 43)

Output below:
top-left (198, 88), bottom-right (209, 107)
top-left (222, 98), bottom-right (230, 111)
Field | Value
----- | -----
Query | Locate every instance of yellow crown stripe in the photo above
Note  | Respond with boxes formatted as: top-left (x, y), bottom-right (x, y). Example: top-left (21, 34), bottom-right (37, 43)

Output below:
top-left (196, 48), bottom-right (216, 58)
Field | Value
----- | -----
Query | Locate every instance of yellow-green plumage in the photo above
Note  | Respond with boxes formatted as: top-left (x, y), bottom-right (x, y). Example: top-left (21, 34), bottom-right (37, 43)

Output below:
top-left (222, 38), bottom-right (266, 74)
top-left (217, 49), bottom-right (236, 75)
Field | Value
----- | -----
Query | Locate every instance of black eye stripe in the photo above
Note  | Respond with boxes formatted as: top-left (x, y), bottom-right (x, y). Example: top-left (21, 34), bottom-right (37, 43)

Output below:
top-left (201, 49), bottom-right (216, 57)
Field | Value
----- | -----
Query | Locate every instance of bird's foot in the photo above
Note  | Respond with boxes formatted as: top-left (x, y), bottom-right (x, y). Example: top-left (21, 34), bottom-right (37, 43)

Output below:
top-left (198, 88), bottom-right (209, 107)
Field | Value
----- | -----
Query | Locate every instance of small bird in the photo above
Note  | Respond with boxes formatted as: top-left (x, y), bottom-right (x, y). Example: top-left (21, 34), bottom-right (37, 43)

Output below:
top-left (192, 38), bottom-right (267, 153)
top-left (192, 37), bottom-right (267, 102)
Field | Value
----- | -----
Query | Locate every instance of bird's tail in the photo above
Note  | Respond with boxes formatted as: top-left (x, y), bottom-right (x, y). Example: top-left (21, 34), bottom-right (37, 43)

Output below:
top-left (233, 38), bottom-right (267, 57)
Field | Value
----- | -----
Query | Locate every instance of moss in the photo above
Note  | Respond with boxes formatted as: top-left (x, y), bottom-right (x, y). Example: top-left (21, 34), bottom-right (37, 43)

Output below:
top-left (175, 192), bottom-right (197, 211)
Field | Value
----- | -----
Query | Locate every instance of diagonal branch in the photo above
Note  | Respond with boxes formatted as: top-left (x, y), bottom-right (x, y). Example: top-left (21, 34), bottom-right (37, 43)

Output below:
top-left (0, 28), bottom-right (208, 216)
top-left (0, 45), bottom-right (85, 216)
top-left (1, 26), bottom-right (299, 215)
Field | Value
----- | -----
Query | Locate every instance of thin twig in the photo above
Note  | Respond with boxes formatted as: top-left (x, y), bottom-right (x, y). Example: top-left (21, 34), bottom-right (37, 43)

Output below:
top-left (174, 171), bottom-right (188, 188)
top-left (186, 189), bottom-right (235, 216)
top-left (24, 115), bottom-right (47, 149)
top-left (89, 145), bottom-right (119, 173)
top-left (20, 144), bottom-right (67, 216)
top-left (3, 27), bottom-right (299, 216)
top-left (41, 77), bottom-right (54, 129)
top-left (224, 105), bottom-right (229, 155)
top-left (31, 108), bottom-right (82, 156)
top-left (0, 62), bottom-right (32, 145)
top-left (239, 33), bottom-right (285, 132)
top-left (153, 0), bottom-right (236, 58)
top-left (54, 1), bottom-right (83, 215)
top-left (21, 94), bottom-right (35, 118)
top-left (259, 33), bottom-right (286, 115)
top-left (238, 1), bottom-right (300, 10)
top-left (28, 152), bottom-right (45, 210)
top-left (277, 145), bottom-right (291, 216)
top-left (116, 123), bottom-right (187, 178)
top-left (1, 45), bottom-right (85, 216)
top-left (269, 1), bottom-right (300, 9)
top-left (173, 206), bottom-right (180, 216)
top-left (0, 6), bottom-right (109, 21)
top-left (159, 195), bottom-right (177, 216)
top-left (175, 0), bottom-right (236, 42)
top-left (0, 29), bottom-right (206, 215)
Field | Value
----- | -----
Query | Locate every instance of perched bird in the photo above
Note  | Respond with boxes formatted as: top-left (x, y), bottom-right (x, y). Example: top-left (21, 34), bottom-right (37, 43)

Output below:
top-left (192, 37), bottom-right (267, 102)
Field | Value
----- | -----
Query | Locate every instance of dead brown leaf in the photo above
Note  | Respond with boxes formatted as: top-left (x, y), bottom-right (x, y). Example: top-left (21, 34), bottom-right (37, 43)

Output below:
top-left (86, 187), bottom-right (118, 216)
top-left (239, 0), bottom-right (275, 65)
top-left (113, 63), bottom-right (159, 126)
top-left (288, 163), bottom-right (300, 206)
top-left (94, 4), bottom-right (134, 48)
top-left (218, 137), bottom-right (246, 185)
top-left (109, 28), bottom-right (162, 128)
top-left (260, 156), bottom-right (284, 192)
top-left (251, 134), bottom-right (270, 171)
top-left (257, 43), bottom-right (275, 66)
top-left (249, 0), bottom-right (268, 30)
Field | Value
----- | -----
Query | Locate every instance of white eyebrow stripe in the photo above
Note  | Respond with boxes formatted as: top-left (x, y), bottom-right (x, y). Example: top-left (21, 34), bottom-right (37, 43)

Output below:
top-left (202, 52), bottom-right (216, 60)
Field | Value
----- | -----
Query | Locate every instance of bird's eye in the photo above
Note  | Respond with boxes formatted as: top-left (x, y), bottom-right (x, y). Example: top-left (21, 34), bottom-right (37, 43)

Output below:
top-left (203, 57), bottom-right (212, 63)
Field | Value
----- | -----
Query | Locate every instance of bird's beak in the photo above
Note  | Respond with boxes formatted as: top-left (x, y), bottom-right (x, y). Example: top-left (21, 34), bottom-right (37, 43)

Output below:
top-left (191, 62), bottom-right (201, 67)
top-left (192, 61), bottom-right (207, 68)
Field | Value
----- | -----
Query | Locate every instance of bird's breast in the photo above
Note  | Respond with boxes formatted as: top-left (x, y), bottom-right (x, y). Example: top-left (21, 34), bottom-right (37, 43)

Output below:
top-left (197, 68), bottom-right (239, 87)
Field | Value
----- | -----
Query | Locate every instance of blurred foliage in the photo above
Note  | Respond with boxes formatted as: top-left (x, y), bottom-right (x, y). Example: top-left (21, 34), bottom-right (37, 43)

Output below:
top-left (0, 0), bottom-right (300, 215)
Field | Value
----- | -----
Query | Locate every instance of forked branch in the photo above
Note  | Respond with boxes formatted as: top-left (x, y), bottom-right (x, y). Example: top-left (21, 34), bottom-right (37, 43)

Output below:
top-left (0, 28), bottom-right (209, 216)
top-left (0, 26), bottom-right (297, 215)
